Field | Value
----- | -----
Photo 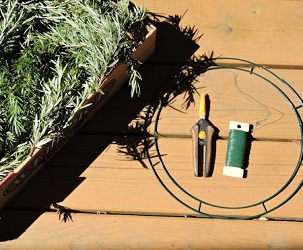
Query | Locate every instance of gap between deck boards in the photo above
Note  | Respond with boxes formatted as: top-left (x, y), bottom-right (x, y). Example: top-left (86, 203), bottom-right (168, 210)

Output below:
top-left (4, 206), bottom-right (303, 223)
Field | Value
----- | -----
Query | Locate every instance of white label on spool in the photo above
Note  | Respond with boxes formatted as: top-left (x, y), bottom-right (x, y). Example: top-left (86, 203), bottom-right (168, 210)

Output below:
top-left (223, 166), bottom-right (245, 178)
top-left (229, 121), bottom-right (250, 132)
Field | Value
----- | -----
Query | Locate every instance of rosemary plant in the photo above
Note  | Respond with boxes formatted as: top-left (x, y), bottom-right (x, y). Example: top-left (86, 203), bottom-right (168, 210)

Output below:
top-left (0, 0), bottom-right (147, 180)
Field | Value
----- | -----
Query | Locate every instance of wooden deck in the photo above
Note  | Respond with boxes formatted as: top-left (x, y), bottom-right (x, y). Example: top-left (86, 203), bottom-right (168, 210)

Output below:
top-left (1, 0), bottom-right (303, 248)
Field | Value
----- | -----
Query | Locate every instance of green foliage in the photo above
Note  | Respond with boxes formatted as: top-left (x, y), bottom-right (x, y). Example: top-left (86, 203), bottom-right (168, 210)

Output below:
top-left (0, 0), bottom-right (147, 179)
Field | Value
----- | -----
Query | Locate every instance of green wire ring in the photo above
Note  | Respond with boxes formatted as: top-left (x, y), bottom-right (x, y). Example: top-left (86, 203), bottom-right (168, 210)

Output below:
top-left (144, 57), bottom-right (303, 220)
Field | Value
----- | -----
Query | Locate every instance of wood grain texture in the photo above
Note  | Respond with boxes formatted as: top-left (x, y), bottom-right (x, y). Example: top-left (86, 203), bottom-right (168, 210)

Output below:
top-left (2, 0), bottom-right (303, 247)
top-left (151, 68), bottom-right (303, 140)
top-left (1, 211), bottom-right (303, 249)
top-left (54, 138), bottom-right (303, 218)
top-left (134, 0), bottom-right (303, 68)
top-left (7, 135), bottom-right (303, 219)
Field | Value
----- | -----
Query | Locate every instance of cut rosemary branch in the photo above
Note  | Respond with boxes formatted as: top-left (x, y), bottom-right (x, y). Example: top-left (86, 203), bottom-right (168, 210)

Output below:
top-left (0, 0), bottom-right (147, 180)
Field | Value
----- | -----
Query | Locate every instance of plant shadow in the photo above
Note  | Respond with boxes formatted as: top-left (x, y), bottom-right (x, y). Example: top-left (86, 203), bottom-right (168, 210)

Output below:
top-left (0, 13), bottom-right (217, 241)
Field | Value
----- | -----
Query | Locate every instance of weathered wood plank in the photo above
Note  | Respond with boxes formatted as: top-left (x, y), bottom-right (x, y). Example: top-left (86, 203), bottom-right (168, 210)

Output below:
top-left (150, 68), bottom-right (303, 140)
top-left (134, 0), bottom-right (303, 68)
top-left (63, 138), bottom-right (303, 218)
top-left (2, 0), bottom-right (303, 247)
top-left (1, 211), bottom-right (303, 249)
top-left (8, 135), bottom-right (303, 219)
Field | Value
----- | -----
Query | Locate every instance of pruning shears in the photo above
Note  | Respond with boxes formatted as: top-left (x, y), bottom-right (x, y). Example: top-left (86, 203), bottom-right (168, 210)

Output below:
top-left (190, 93), bottom-right (215, 177)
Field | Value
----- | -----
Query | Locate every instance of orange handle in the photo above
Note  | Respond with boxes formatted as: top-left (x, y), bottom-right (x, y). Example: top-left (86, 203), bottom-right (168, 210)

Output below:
top-left (199, 93), bottom-right (206, 117)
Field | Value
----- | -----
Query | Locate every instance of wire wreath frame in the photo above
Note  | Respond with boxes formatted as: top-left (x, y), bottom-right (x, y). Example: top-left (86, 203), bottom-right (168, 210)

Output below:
top-left (143, 57), bottom-right (303, 220)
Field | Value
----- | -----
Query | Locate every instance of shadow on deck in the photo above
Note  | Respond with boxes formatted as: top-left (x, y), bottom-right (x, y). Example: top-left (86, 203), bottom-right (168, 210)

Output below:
top-left (0, 14), bottom-right (217, 241)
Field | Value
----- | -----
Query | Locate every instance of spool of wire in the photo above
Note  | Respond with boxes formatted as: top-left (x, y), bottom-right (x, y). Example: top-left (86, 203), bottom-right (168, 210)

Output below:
top-left (223, 121), bottom-right (250, 178)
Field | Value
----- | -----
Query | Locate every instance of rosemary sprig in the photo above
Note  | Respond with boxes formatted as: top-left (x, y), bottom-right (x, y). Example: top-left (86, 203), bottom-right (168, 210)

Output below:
top-left (0, 0), bottom-right (147, 180)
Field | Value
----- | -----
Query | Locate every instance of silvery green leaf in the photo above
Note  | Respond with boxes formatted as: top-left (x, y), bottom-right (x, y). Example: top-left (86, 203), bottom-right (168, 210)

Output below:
top-left (36, 138), bottom-right (52, 148)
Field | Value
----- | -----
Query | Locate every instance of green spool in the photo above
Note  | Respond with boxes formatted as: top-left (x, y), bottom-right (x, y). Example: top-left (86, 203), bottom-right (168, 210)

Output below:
top-left (223, 121), bottom-right (250, 178)
top-left (225, 129), bottom-right (247, 168)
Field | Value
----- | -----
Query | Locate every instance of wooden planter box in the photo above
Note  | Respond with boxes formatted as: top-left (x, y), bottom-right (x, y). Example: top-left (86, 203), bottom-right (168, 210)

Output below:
top-left (0, 24), bottom-right (156, 210)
